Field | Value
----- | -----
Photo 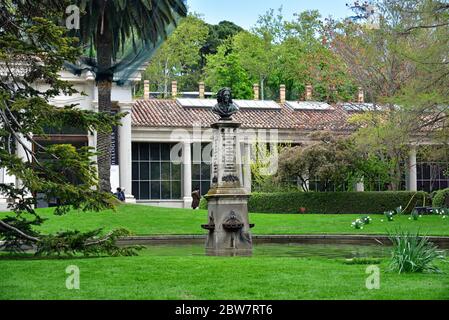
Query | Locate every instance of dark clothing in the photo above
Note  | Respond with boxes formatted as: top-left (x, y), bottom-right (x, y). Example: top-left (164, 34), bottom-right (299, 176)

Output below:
top-left (115, 191), bottom-right (126, 202)
top-left (192, 190), bottom-right (201, 209)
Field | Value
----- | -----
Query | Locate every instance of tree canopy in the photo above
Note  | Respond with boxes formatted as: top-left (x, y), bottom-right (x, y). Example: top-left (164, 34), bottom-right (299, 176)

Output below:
top-left (0, 0), bottom-right (138, 256)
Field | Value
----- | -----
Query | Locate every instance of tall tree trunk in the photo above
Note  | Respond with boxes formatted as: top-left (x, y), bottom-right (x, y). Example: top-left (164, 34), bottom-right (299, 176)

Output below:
top-left (96, 5), bottom-right (113, 193)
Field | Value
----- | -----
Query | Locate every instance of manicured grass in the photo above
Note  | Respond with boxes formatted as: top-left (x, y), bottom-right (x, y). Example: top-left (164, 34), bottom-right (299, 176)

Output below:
top-left (1, 204), bottom-right (448, 236)
top-left (1, 248), bottom-right (448, 300)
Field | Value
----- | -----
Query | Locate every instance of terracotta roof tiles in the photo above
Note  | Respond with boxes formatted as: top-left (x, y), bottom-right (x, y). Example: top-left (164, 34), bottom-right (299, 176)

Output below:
top-left (132, 99), bottom-right (354, 132)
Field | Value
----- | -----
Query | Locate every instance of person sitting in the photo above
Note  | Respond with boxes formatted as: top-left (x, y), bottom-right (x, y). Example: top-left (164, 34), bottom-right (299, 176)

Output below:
top-left (114, 188), bottom-right (126, 202)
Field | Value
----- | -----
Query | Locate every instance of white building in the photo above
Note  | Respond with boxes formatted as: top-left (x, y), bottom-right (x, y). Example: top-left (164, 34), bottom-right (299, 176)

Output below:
top-left (1, 73), bottom-right (447, 211)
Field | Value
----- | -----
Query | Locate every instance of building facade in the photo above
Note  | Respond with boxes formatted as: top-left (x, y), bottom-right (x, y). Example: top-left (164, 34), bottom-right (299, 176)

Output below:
top-left (1, 74), bottom-right (447, 211)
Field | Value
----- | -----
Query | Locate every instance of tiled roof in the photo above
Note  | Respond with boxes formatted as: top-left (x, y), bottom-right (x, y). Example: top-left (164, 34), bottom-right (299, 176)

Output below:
top-left (132, 99), bottom-right (354, 131)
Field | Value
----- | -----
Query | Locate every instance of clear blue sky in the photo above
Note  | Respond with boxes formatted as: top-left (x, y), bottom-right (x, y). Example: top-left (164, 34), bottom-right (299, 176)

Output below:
top-left (187, 0), bottom-right (354, 29)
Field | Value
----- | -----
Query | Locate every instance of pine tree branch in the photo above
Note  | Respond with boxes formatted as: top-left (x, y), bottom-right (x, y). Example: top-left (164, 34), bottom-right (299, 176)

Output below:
top-left (0, 219), bottom-right (40, 242)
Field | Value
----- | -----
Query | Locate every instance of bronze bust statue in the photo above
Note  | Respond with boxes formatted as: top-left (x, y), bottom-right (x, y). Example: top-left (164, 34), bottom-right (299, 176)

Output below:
top-left (212, 88), bottom-right (239, 120)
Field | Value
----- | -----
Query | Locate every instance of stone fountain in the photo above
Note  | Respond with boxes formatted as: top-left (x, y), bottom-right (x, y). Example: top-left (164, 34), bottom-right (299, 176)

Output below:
top-left (202, 88), bottom-right (254, 256)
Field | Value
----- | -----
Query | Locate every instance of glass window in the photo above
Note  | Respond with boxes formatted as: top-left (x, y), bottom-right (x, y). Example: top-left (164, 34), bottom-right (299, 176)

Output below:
top-left (140, 182), bottom-right (150, 200)
top-left (139, 144), bottom-right (149, 161)
top-left (416, 162), bottom-right (449, 193)
top-left (139, 162), bottom-right (150, 180)
top-left (161, 162), bottom-right (171, 180)
top-left (192, 143), bottom-right (212, 196)
top-left (132, 143), bottom-right (182, 200)
top-left (151, 162), bottom-right (161, 180)
top-left (150, 144), bottom-right (160, 161)
top-left (132, 162), bottom-right (139, 180)
top-left (172, 163), bottom-right (181, 181)
top-left (151, 181), bottom-right (161, 199)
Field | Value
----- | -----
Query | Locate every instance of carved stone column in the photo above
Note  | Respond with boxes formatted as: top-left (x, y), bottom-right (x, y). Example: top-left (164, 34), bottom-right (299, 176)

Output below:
top-left (203, 120), bottom-right (253, 255)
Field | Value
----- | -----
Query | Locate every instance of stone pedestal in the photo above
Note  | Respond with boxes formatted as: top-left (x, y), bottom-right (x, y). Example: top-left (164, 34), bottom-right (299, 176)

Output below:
top-left (203, 120), bottom-right (253, 255)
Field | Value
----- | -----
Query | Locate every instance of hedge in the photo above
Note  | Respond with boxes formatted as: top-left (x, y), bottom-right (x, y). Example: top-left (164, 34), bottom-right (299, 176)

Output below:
top-left (433, 188), bottom-right (449, 208)
top-left (200, 191), bottom-right (429, 214)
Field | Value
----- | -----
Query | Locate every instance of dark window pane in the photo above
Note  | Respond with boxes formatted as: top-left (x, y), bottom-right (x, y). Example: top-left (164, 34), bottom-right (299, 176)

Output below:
top-left (132, 143), bottom-right (139, 161)
top-left (172, 163), bottom-right (181, 181)
top-left (192, 164), bottom-right (201, 180)
top-left (139, 162), bottom-right (150, 180)
top-left (417, 164), bottom-right (423, 179)
top-left (161, 144), bottom-right (171, 161)
top-left (161, 181), bottom-right (171, 199)
top-left (139, 143), bottom-right (149, 161)
top-left (151, 181), bottom-right (161, 199)
top-left (132, 181), bottom-right (139, 199)
top-left (421, 181), bottom-right (431, 193)
top-left (172, 181), bottom-right (181, 199)
top-left (151, 162), bottom-right (161, 180)
top-left (150, 144), bottom-right (160, 161)
top-left (201, 163), bottom-right (211, 180)
top-left (132, 162), bottom-right (139, 180)
top-left (201, 181), bottom-right (210, 196)
top-left (423, 164), bottom-right (431, 179)
top-left (140, 182), bottom-right (150, 200)
top-left (161, 162), bottom-right (171, 180)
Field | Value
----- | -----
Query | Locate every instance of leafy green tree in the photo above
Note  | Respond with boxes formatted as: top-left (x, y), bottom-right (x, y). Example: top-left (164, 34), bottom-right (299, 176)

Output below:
top-left (205, 40), bottom-right (253, 99)
top-left (232, 32), bottom-right (277, 100)
top-left (0, 0), bottom-right (138, 256)
top-left (144, 14), bottom-right (209, 95)
top-left (201, 20), bottom-right (244, 58)
top-left (277, 132), bottom-right (387, 192)
top-left (329, 0), bottom-right (449, 189)
top-left (276, 10), bottom-right (356, 102)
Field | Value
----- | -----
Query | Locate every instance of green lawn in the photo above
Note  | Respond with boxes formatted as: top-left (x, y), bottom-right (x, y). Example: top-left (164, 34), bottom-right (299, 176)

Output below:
top-left (1, 248), bottom-right (448, 300)
top-left (1, 204), bottom-right (448, 236)
top-left (2, 205), bottom-right (449, 300)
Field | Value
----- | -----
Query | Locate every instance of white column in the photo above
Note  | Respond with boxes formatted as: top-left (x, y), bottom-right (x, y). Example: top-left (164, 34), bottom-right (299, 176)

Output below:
top-left (183, 141), bottom-right (193, 208)
top-left (118, 103), bottom-right (135, 203)
top-left (409, 145), bottom-right (417, 192)
top-left (16, 134), bottom-right (32, 188)
top-left (243, 143), bottom-right (252, 193)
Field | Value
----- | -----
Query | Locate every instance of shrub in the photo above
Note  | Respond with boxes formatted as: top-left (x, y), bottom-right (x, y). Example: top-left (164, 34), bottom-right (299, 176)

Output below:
top-left (389, 230), bottom-right (444, 274)
top-left (245, 191), bottom-right (428, 214)
top-left (361, 216), bottom-right (372, 225)
top-left (434, 207), bottom-right (449, 219)
top-left (199, 197), bottom-right (207, 210)
top-left (433, 188), bottom-right (449, 208)
top-left (351, 219), bottom-right (365, 229)
top-left (384, 211), bottom-right (395, 221)
top-left (409, 209), bottom-right (420, 221)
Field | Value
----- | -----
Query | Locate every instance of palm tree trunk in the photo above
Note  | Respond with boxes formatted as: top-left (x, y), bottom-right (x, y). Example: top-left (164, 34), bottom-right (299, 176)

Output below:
top-left (96, 4), bottom-right (113, 193)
